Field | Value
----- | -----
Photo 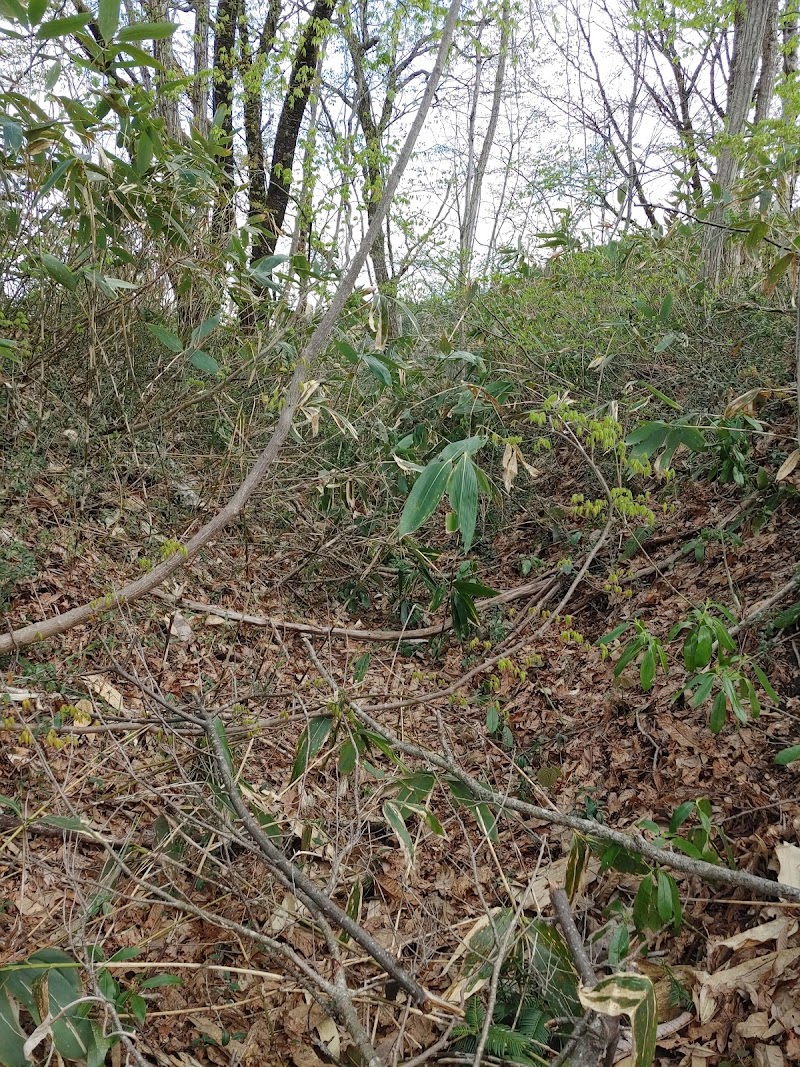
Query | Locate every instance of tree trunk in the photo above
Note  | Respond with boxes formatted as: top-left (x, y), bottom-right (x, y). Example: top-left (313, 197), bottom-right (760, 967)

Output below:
top-left (191, 0), bottom-right (211, 138)
top-left (459, 2), bottom-right (510, 285)
top-left (702, 0), bottom-right (773, 285)
top-left (212, 0), bottom-right (240, 244)
top-left (257, 0), bottom-right (336, 262)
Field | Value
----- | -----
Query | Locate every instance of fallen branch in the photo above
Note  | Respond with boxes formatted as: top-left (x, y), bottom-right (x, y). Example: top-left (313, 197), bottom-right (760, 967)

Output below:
top-left (156, 576), bottom-right (556, 642)
top-left (301, 641), bottom-right (800, 905)
top-left (0, 0), bottom-right (462, 658)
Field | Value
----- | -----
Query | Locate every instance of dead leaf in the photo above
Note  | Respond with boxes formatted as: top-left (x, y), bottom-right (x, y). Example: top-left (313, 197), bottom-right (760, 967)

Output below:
top-left (776, 843), bottom-right (800, 890)
top-left (776, 447), bottom-right (800, 482)
top-left (84, 674), bottom-right (125, 712)
top-left (168, 610), bottom-right (193, 642)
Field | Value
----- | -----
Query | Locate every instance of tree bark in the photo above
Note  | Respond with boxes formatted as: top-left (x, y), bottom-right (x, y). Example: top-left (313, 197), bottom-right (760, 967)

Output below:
top-left (211, 0), bottom-right (241, 244)
top-left (702, 0), bottom-right (773, 285)
top-left (459, 1), bottom-right (509, 285)
top-left (257, 0), bottom-right (336, 262)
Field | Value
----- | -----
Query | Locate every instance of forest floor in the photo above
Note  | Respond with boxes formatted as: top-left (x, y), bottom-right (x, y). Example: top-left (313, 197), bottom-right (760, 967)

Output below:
top-left (1, 418), bottom-right (800, 1067)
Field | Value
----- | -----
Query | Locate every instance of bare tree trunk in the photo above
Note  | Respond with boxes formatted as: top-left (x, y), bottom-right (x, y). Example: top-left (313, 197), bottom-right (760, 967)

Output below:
top-left (459, 0), bottom-right (510, 284)
top-left (702, 0), bottom-right (772, 285)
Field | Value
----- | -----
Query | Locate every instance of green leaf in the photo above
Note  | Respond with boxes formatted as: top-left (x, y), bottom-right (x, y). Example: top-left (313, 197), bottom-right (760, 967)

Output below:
top-left (656, 871), bottom-right (673, 923)
top-left (118, 20), bottom-right (176, 41)
top-left (27, 0), bottom-right (49, 27)
top-left (249, 253), bottom-right (290, 285)
top-left (691, 674), bottom-right (712, 708)
top-left (599, 621), bottom-right (632, 645)
top-left (98, 0), bottom-right (120, 41)
top-left (41, 252), bottom-right (78, 291)
top-left (709, 691), bottom-right (727, 733)
top-left (361, 352), bottom-right (392, 386)
top-left (438, 435), bottom-right (486, 463)
top-left (775, 745), bottom-right (800, 766)
top-left (145, 322), bottom-right (183, 352)
top-left (127, 993), bottom-right (147, 1024)
top-left (383, 801), bottom-right (414, 864)
top-left (752, 664), bottom-right (779, 703)
top-left (189, 350), bottom-right (220, 375)
top-left (338, 737), bottom-right (356, 775)
top-left (447, 454), bottom-right (479, 552)
top-left (37, 12), bottom-right (91, 37)
top-left (0, 984), bottom-right (27, 1067)
top-left (135, 131), bottom-right (153, 174)
top-left (398, 460), bottom-right (452, 539)
top-left (669, 801), bottom-right (695, 833)
top-left (335, 339), bottom-right (359, 364)
top-left (694, 625), bottom-right (713, 669)
top-left (290, 716), bottom-right (333, 783)
top-left (639, 649), bottom-right (655, 692)
top-left (625, 421), bottom-right (668, 459)
top-left (189, 298), bottom-right (229, 339)
top-left (614, 635), bottom-right (645, 677)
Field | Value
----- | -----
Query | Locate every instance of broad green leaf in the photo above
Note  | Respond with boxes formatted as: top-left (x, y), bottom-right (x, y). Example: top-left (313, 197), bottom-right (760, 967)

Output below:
top-left (669, 801), bottom-right (695, 832)
top-left (709, 691), bottom-right (727, 733)
top-left (775, 745), bottom-right (800, 766)
top-left (398, 459), bottom-right (451, 538)
top-left (0, 984), bottom-right (27, 1067)
top-left (145, 322), bottom-right (183, 352)
top-left (656, 871), bottom-right (673, 923)
top-left (36, 13), bottom-right (91, 37)
top-left (190, 316), bottom-right (221, 347)
top-left (41, 252), bottom-right (77, 291)
top-left (338, 737), bottom-right (356, 775)
top-left (27, 0), bottom-right (49, 27)
top-left (0, 119), bottom-right (23, 155)
top-left (438, 435), bottom-right (486, 463)
top-left (0, 0), bottom-right (26, 22)
top-left (447, 454), bottom-right (479, 552)
top-left (189, 350), bottom-right (219, 375)
top-left (118, 20), bottom-right (176, 41)
top-left (361, 352), bottom-right (392, 386)
top-left (640, 649), bottom-right (655, 692)
top-left (654, 331), bottom-right (676, 353)
top-left (135, 132), bottom-right (153, 174)
top-left (98, 0), bottom-right (120, 41)
top-left (625, 421), bottom-right (668, 459)
top-left (290, 716), bottom-right (333, 783)
top-left (579, 973), bottom-right (656, 1067)
top-left (334, 339), bottom-right (359, 364)
top-left (249, 253), bottom-right (290, 283)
